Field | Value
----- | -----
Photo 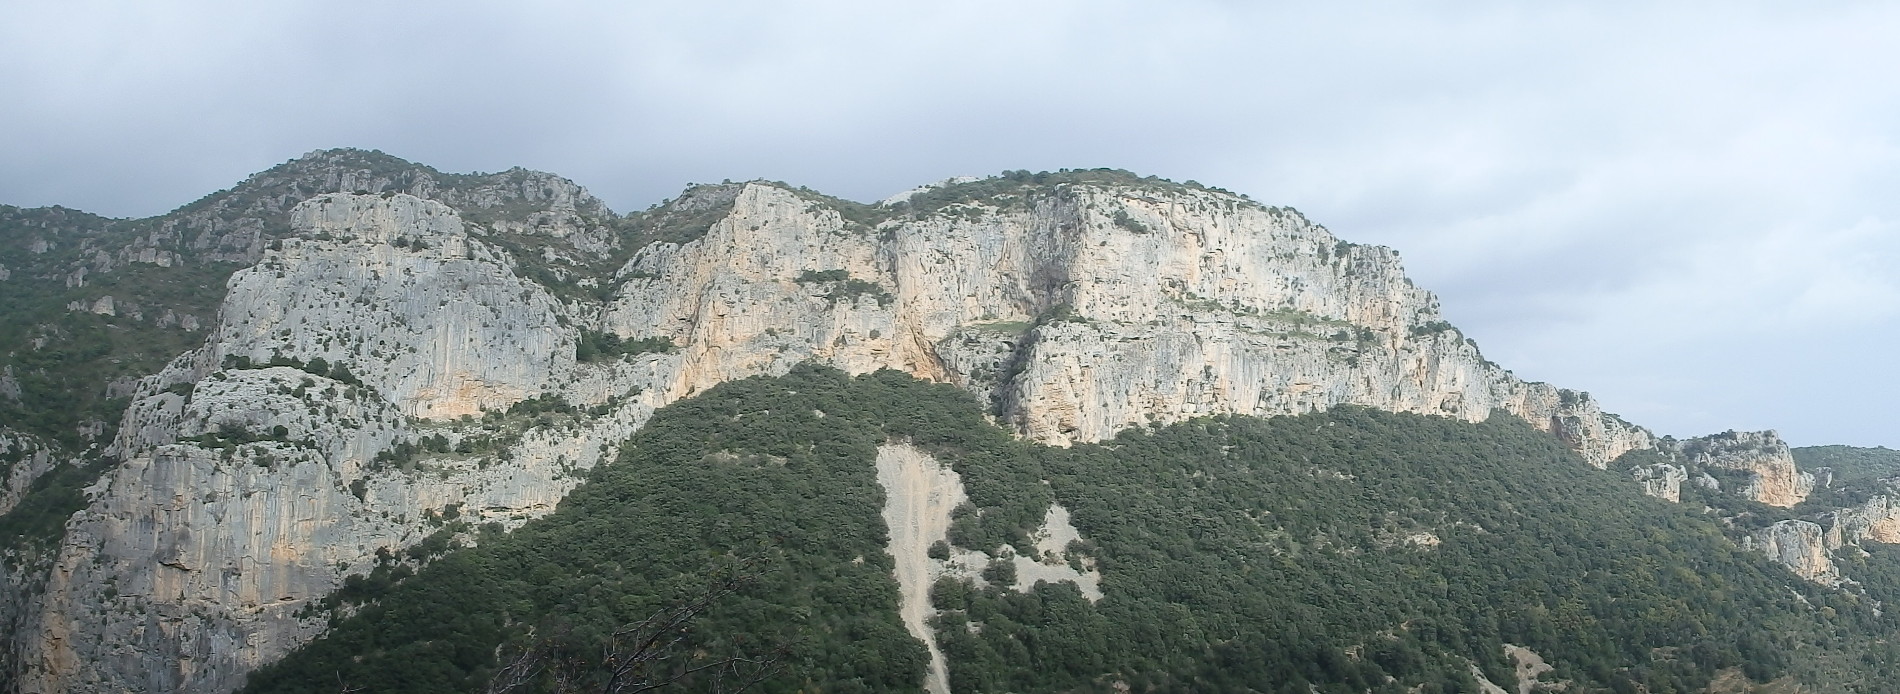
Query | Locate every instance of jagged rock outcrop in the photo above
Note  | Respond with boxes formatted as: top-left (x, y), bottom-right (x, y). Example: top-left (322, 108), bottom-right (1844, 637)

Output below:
top-left (113, 149), bottom-right (621, 270)
top-left (13, 194), bottom-right (672, 693)
top-left (7, 165), bottom-right (1793, 692)
top-left (1623, 430), bottom-right (1817, 509)
top-left (207, 194), bottom-right (575, 419)
top-left (1630, 462), bottom-right (1689, 503)
top-left (1746, 520), bottom-right (1839, 584)
top-left (1670, 430), bottom-right (1813, 508)
top-left (0, 430), bottom-right (59, 517)
top-left (608, 181), bottom-right (1651, 464)
top-left (1827, 495), bottom-right (1900, 547)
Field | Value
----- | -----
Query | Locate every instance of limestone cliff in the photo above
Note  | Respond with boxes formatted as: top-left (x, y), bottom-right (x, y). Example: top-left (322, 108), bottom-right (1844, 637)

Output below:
top-left (1, 164), bottom-right (1844, 692)
top-left (607, 180), bottom-right (1652, 465)
top-left (1668, 430), bottom-right (1814, 508)
top-left (1745, 520), bottom-right (1839, 584)
top-left (14, 193), bottom-right (670, 693)
top-left (1620, 430), bottom-right (1815, 510)
top-left (1828, 495), bottom-right (1900, 547)
top-left (0, 430), bottom-right (60, 517)
top-left (1629, 461), bottom-right (1689, 503)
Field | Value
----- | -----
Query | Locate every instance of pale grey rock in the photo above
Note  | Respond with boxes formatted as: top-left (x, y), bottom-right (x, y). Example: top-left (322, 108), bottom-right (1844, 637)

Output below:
top-left (17, 194), bottom-right (673, 694)
top-left (1503, 644), bottom-right (1560, 694)
top-left (212, 193), bottom-right (575, 420)
top-left (1630, 462), bottom-right (1688, 502)
top-left (1810, 466), bottom-right (1836, 491)
top-left (0, 433), bottom-right (78, 685)
top-left (1009, 504), bottom-right (1101, 600)
top-left (1747, 519), bottom-right (1839, 584)
top-left (1826, 494), bottom-right (1900, 548)
top-left (872, 443), bottom-right (1098, 694)
top-left (606, 183), bottom-right (1653, 466)
top-left (0, 365), bottom-right (18, 403)
top-left (0, 429), bottom-right (59, 517)
top-left (604, 184), bottom-right (913, 398)
top-left (1669, 430), bottom-right (1812, 507)
top-left (1692, 472), bottom-right (1722, 491)
top-left (131, 247), bottom-right (176, 267)
top-left (873, 443), bottom-right (963, 694)
top-left (82, 149), bottom-right (621, 284)
top-left (0, 366), bottom-right (20, 403)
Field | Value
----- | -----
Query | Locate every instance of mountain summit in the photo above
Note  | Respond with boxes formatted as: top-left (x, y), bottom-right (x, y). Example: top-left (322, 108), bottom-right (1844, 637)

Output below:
top-left (2, 151), bottom-right (1896, 692)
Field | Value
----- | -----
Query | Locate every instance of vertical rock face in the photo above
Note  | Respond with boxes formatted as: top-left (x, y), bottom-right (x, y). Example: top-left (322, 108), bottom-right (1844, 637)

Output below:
top-left (14, 172), bottom-right (1744, 692)
top-left (608, 182), bottom-right (1651, 465)
top-left (212, 194), bottom-right (574, 419)
top-left (1630, 462), bottom-right (1689, 503)
top-left (1747, 520), bottom-right (1838, 584)
top-left (1670, 431), bottom-right (1813, 508)
top-left (1826, 495), bottom-right (1900, 547)
top-left (16, 194), bottom-right (672, 693)
top-left (0, 430), bottom-right (59, 516)
top-left (604, 185), bottom-right (914, 397)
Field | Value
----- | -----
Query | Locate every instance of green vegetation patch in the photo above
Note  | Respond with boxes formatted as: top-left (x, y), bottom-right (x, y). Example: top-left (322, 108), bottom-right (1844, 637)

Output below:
top-left (891, 169), bottom-right (1254, 219)
top-left (795, 270), bottom-right (893, 306)
top-left (931, 409), bottom-right (1885, 693)
top-left (245, 365), bottom-right (1054, 693)
top-left (0, 457), bottom-right (114, 566)
top-left (576, 330), bottom-right (676, 363)
top-left (250, 367), bottom-right (1900, 693)
top-left (618, 183), bottom-right (745, 249)
top-left (1794, 445), bottom-right (1900, 509)
top-left (0, 257), bottom-right (238, 449)
top-left (964, 320), bottom-right (1034, 337)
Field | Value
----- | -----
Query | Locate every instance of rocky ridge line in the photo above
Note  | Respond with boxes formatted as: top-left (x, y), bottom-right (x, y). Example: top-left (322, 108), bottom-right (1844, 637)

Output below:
top-left (1, 158), bottom-right (1854, 692)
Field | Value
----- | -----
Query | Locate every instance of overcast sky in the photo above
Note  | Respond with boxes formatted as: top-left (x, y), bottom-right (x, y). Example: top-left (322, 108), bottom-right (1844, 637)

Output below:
top-left (3, 1), bottom-right (1896, 448)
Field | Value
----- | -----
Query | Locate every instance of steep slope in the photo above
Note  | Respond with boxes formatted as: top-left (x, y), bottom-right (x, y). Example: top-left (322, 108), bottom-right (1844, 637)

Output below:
top-left (0, 158), bottom-right (1854, 692)
top-left (0, 147), bottom-right (624, 557)
top-left (242, 367), bottom-right (1900, 693)
top-left (1782, 447), bottom-right (1900, 577)
top-left (0, 147), bottom-right (619, 453)
top-left (0, 149), bottom-right (632, 690)
top-left (604, 172), bottom-right (1654, 465)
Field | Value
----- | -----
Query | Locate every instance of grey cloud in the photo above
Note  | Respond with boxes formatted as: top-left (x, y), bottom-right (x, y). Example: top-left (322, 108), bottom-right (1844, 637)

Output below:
top-left (3, 0), bottom-right (1896, 445)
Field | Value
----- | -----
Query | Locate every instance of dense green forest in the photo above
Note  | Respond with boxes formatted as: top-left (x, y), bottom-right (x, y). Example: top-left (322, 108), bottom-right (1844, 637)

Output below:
top-left (245, 366), bottom-right (1900, 693)
top-left (1793, 446), bottom-right (1900, 509)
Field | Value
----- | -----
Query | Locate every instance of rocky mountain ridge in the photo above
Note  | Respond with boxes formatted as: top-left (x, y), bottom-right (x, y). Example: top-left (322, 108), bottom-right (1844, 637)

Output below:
top-left (0, 150), bottom-right (1880, 692)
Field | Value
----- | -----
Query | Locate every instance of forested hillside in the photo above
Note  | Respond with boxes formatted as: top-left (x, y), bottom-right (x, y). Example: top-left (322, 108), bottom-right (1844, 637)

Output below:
top-left (1795, 445), bottom-right (1900, 508)
top-left (245, 366), bottom-right (1900, 694)
top-left (10, 153), bottom-right (1898, 693)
